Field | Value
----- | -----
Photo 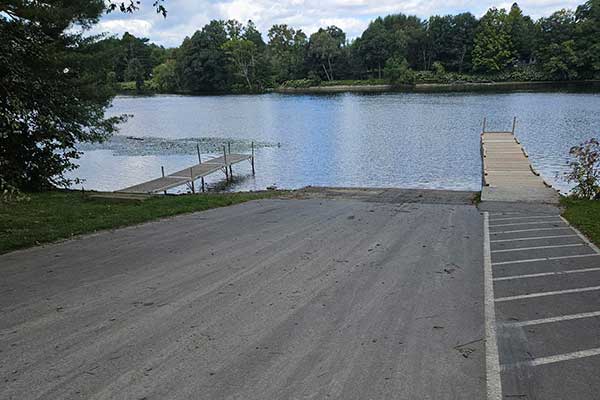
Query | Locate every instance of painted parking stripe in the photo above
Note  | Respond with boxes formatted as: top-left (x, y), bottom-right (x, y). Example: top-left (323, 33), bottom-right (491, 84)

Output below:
top-left (491, 243), bottom-right (585, 253)
top-left (491, 234), bottom-right (578, 243)
top-left (492, 254), bottom-right (600, 266)
top-left (491, 227), bottom-right (573, 234)
top-left (483, 212), bottom-right (503, 400)
top-left (490, 215), bottom-right (560, 222)
top-left (502, 347), bottom-right (600, 369)
top-left (489, 220), bottom-right (563, 228)
top-left (505, 310), bottom-right (600, 327)
top-left (493, 266), bottom-right (600, 281)
top-left (495, 285), bottom-right (600, 302)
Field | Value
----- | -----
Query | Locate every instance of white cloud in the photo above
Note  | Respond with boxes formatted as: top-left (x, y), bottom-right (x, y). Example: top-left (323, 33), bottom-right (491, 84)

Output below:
top-left (94, 19), bottom-right (153, 38)
top-left (94, 0), bottom-right (584, 47)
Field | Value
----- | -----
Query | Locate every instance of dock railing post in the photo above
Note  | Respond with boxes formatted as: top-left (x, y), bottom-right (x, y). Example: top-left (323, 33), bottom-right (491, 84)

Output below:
top-left (223, 145), bottom-right (229, 182)
top-left (512, 117), bottom-right (517, 135)
top-left (482, 117), bottom-right (487, 134)
top-left (161, 166), bottom-right (167, 195)
top-left (251, 141), bottom-right (255, 176)
top-left (227, 142), bottom-right (233, 177)
top-left (190, 167), bottom-right (195, 194)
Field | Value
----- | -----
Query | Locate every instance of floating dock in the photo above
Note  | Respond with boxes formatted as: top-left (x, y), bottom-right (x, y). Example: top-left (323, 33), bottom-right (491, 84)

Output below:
top-left (117, 144), bottom-right (254, 194)
top-left (480, 118), bottom-right (559, 203)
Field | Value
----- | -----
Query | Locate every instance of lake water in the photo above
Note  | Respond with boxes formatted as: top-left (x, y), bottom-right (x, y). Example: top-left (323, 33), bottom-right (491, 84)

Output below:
top-left (72, 91), bottom-right (600, 194)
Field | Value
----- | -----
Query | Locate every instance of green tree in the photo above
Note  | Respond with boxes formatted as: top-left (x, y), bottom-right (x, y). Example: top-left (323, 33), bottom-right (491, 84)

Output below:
top-left (575, 0), bottom-right (600, 78)
top-left (267, 24), bottom-right (307, 82)
top-left (125, 57), bottom-right (145, 90)
top-left (541, 40), bottom-right (579, 79)
top-left (536, 9), bottom-right (578, 79)
top-left (151, 59), bottom-right (178, 92)
top-left (506, 3), bottom-right (537, 64)
top-left (384, 57), bottom-right (415, 84)
top-left (472, 8), bottom-right (514, 73)
top-left (223, 38), bottom-right (259, 90)
top-left (450, 13), bottom-right (478, 73)
top-left (0, 0), bottom-right (125, 191)
top-left (176, 20), bottom-right (231, 92)
top-left (307, 26), bottom-right (346, 81)
top-left (356, 18), bottom-right (397, 78)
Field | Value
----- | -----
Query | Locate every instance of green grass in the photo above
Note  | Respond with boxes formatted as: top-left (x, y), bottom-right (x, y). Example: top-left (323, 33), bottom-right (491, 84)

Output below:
top-left (561, 197), bottom-right (600, 247)
top-left (0, 190), bottom-right (284, 254)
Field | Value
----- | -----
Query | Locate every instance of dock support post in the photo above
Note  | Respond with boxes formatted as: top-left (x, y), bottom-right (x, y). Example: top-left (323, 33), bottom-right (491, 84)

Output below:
top-left (227, 142), bottom-right (233, 178)
top-left (512, 116), bottom-right (517, 134)
top-left (223, 145), bottom-right (229, 182)
top-left (190, 167), bottom-right (195, 194)
top-left (161, 166), bottom-right (167, 195)
top-left (251, 141), bottom-right (255, 176)
top-left (482, 117), bottom-right (487, 134)
top-left (196, 145), bottom-right (205, 192)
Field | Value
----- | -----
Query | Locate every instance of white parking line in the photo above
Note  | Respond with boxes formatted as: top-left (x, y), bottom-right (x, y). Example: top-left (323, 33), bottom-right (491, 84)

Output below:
top-left (491, 244), bottom-right (585, 253)
top-left (483, 212), bottom-right (503, 400)
top-left (491, 227), bottom-right (572, 234)
top-left (502, 348), bottom-right (600, 369)
top-left (490, 215), bottom-right (560, 222)
top-left (492, 253), bottom-right (600, 266)
top-left (493, 267), bottom-right (600, 281)
top-left (491, 235), bottom-right (578, 243)
top-left (495, 285), bottom-right (600, 302)
top-left (490, 220), bottom-right (563, 228)
top-left (504, 311), bottom-right (600, 327)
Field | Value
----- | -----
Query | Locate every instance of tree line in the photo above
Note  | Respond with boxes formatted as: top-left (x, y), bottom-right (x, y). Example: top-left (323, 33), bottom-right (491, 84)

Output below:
top-left (100, 1), bottom-right (600, 93)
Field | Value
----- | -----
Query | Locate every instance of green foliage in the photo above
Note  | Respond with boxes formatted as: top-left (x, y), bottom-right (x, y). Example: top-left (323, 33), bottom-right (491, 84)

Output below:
top-left (472, 8), bottom-right (514, 72)
top-left (176, 20), bottom-right (231, 92)
top-left (561, 197), bottom-right (600, 247)
top-left (384, 57), bottom-right (415, 84)
top-left (541, 40), bottom-right (579, 79)
top-left (565, 138), bottom-right (600, 199)
top-left (267, 24), bottom-right (307, 83)
top-left (575, 0), bottom-right (600, 78)
top-left (150, 59), bottom-right (178, 92)
top-left (307, 26), bottom-right (346, 81)
top-left (432, 61), bottom-right (445, 75)
top-left (0, 0), bottom-right (126, 191)
top-left (0, 190), bottom-right (285, 253)
top-left (125, 57), bottom-right (145, 90)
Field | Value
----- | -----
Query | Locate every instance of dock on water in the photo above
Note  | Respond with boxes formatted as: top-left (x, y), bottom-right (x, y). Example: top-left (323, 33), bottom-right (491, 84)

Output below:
top-left (117, 143), bottom-right (255, 194)
top-left (480, 117), bottom-right (559, 203)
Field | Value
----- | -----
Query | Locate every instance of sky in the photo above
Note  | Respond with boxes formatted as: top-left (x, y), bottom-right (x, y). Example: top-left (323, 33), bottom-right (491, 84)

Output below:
top-left (93, 0), bottom-right (584, 47)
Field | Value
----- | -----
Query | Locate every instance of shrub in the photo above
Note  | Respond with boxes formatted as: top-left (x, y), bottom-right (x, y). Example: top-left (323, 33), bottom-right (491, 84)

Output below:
top-left (384, 57), bottom-right (415, 85)
top-left (565, 138), bottom-right (600, 199)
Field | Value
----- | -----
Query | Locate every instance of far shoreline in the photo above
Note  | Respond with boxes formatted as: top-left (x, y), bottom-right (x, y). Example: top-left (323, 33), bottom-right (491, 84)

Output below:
top-left (117, 79), bottom-right (600, 97)
top-left (274, 80), bottom-right (600, 94)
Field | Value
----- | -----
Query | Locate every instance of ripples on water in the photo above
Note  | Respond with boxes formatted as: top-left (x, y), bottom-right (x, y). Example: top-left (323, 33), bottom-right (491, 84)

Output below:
top-left (71, 92), bottom-right (600, 194)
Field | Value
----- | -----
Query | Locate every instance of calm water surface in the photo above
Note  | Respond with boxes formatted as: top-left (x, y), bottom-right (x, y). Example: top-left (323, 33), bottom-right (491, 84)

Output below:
top-left (72, 92), bottom-right (600, 193)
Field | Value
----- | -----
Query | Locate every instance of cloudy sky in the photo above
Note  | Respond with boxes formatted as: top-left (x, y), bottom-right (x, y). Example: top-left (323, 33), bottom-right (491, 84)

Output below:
top-left (94, 0), bottom-right (583, 47)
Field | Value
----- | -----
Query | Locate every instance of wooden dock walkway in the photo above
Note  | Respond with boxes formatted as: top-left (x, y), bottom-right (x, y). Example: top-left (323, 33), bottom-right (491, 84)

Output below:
top-left (480, 118), bottom-right (559, 203)
top-left (117, 144), bottom-right (254, 194)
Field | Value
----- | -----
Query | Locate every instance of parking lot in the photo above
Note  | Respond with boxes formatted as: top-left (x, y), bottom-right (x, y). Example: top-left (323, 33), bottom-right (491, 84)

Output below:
top-left (485, 208), bottom-right (600, 399)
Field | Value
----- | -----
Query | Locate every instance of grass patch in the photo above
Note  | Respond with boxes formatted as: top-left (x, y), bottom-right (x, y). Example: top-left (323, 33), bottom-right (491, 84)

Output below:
top-left (0, 190), bottom-right (285, 254)
top-left (561, 197), bottom-right (600, 247)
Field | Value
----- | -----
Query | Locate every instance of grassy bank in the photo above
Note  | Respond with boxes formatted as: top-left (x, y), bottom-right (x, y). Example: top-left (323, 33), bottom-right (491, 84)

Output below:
top-left (561, 197), bottom-right (600, 247)
top-left (0, 190), bottom-right (284, 254)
